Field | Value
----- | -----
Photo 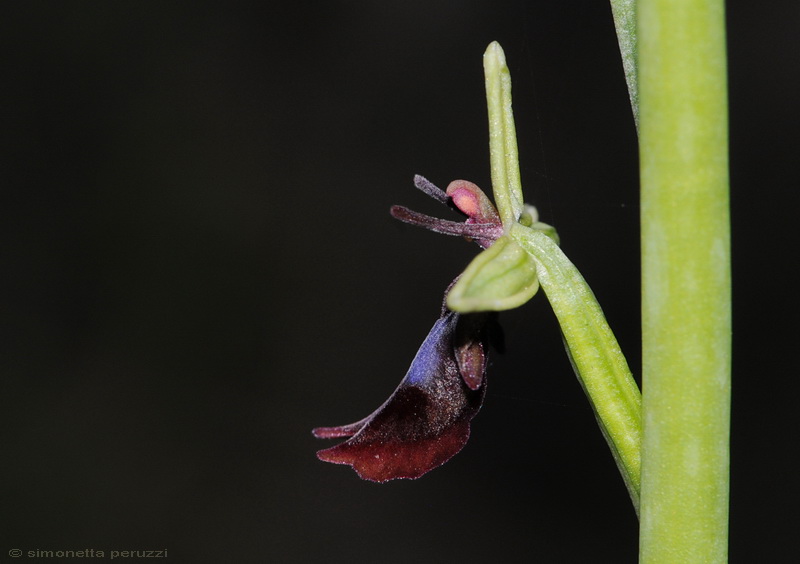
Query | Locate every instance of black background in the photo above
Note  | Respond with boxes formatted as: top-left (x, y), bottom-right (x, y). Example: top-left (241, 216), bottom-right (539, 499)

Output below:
top-left (2, 2), bottom-right (797, 562)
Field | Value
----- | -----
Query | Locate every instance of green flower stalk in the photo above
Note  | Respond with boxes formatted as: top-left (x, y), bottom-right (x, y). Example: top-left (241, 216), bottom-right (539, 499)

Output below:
top-left (636, 0), bottom-right (731, 560)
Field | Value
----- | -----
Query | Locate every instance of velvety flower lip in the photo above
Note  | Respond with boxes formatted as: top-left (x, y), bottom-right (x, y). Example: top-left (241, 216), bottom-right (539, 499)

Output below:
top-left (312, 308), bottom-right (490, 482)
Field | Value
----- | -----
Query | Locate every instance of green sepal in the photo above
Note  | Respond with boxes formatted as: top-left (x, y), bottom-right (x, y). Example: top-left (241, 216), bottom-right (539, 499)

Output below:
top-left (483, 42), bottom-right (524, 227)
top-left (446, 235), bottom-right (539, 312)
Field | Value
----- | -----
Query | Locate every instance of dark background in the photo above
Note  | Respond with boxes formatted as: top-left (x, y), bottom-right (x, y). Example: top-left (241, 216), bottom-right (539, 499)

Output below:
top-left (1, 2), bottom-right (796, 562)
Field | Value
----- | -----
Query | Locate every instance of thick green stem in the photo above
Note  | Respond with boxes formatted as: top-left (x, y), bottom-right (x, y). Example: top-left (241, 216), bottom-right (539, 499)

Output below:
top-left (638, 0), bottom-right (731, 561)
top-left (609, 0), bottom-right (639, 130)
top-left (511, 224), bottom-right (642, 512)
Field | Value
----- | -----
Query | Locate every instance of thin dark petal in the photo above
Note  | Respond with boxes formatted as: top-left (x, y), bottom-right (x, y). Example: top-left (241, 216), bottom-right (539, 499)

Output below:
top-left (413, 175), bottom-right (449, 203)
top-left (314, 311), bottom-right (486, 482)
top-left (390, 206), bottom-right (503, 241)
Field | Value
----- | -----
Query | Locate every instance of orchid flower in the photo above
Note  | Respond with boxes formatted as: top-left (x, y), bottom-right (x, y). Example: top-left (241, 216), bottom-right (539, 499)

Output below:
top-left (312, 177), bottom-right (503, 482)
top-left (314, 43), bottom-right (643, 522)
top-left (313, 306), bottom-right (491, 482)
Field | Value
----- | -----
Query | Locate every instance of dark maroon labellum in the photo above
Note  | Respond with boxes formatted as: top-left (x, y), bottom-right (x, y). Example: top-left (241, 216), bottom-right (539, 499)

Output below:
top-left (312, 310), bottom-right (489, 482)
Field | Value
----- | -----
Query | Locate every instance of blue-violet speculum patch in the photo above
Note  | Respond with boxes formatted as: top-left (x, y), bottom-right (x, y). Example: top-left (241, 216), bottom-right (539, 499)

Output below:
top-left (312, 176), bottom-right (504, 482)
